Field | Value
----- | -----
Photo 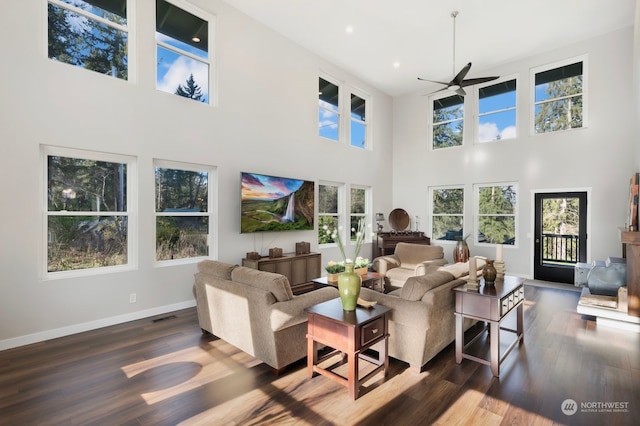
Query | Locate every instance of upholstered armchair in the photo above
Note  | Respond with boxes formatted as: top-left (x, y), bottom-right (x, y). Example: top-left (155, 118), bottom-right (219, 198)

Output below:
top-left (372, 242), bottom-right (448, 291)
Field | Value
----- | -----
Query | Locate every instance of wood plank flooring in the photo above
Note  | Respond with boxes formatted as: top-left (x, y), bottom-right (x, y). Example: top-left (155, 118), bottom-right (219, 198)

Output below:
top-left (0, 284), bottom-right (638, 425)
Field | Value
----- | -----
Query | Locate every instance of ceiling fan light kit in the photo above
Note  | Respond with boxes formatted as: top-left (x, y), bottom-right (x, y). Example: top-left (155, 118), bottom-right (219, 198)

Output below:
top-left (418, 11), bottom-right (499, 96)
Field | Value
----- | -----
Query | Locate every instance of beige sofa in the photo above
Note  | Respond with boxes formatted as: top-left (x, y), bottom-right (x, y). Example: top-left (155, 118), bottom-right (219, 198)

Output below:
top-left (193, 260), bottom-right (338, 372)
top-left (358, 262), bottom-right (480, 372)
top-left (373, 242), bottom-right (448, 291)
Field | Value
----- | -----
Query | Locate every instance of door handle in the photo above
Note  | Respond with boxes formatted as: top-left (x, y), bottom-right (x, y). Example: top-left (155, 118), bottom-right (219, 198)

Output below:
top-left (535, 239), bottom-right (540, 243)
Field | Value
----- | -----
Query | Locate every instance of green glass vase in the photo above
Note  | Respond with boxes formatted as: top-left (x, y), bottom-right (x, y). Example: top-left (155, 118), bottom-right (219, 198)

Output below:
top-left (337, 263), bottom-right (362, 311)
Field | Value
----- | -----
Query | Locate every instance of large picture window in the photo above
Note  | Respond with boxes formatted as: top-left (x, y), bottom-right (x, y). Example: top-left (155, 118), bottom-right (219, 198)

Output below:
top-left (533, 58), bottom-right (585, 134)
top-left (476, 183), bottom-right (517, 246)
top-left (432, 94), bottom-right (464, 149)
top-left (47, 0), bottom-right (129, 80)
top-left (431, 187), bottom-right (465, 241)
top-left (44, 146), bottom-right (136, 276)
top-left (156, 0), bottom-right (211, 103)
top-left (155, 161), bottom-right (213, 262)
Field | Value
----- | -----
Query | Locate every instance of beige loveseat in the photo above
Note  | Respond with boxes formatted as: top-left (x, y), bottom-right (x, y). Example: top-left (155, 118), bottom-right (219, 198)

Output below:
top-left (358, 261), bottom-right (483, 372)
top-left (373, 242), bottom-right (448, 291)
top-left (193, 260), bottom-right (338, 372)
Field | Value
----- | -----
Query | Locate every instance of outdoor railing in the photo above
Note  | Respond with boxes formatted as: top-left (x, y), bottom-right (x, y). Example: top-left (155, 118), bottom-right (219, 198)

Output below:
top-left (541, 233), bottom-right (579, 264)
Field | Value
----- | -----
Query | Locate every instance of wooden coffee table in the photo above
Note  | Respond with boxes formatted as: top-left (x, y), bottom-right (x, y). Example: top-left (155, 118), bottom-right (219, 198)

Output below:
top-left (305, 298), bottom-right (391, 399)
top-left (312, 272), bottom-right (384, 292)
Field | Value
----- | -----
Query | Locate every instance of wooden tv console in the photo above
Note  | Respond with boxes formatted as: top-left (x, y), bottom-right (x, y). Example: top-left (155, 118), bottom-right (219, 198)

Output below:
top-left (242, 252), bottom-right (321, 295)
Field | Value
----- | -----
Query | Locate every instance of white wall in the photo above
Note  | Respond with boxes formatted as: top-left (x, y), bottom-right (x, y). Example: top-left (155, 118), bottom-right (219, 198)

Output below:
top-left (0, 0), bottom-right (393, 348)
top-left (392, 27), bottom-right (636, 276)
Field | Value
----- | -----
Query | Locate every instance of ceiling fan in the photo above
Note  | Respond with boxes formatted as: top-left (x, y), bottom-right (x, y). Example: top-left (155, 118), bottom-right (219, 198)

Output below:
top-left (418, 11), bottom-right (499, 96)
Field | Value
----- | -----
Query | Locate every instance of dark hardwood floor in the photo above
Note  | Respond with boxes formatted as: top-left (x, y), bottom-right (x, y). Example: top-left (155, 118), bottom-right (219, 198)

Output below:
top-left (1, 284), bottom-right (638, 425)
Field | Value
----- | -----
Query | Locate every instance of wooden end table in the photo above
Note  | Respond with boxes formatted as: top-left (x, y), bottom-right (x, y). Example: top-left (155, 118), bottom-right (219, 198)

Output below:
top-left (305, 298), bottom-right (391, 399)
top-left (453, 275), bottom-right (525, 377)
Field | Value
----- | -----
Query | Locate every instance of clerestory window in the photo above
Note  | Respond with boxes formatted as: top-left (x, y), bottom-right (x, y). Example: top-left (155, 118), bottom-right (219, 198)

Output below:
top-left (431, 94), bottom-right (464, 149)
top-left (532, 57), bottom-right (586, 134)
top-left (47, 0), bottom-right (129, 80)
top-left (477, 78), bottom-right (517, 143)
top-left (156, 0), bottom-right (212, 103)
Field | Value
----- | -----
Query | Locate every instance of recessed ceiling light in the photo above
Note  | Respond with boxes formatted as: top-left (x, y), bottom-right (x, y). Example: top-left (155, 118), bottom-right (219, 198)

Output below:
top-left (393, 61), bottom-right (400, 68)
top-left (345, 26), bottom-right (354, 34)
top-left (192, 36), bottom-right (201, 43)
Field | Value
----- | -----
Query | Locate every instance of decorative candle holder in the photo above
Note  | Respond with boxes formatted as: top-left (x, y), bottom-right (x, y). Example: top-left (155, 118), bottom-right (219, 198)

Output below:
top-left (494, 260), bottom-right (505, 278)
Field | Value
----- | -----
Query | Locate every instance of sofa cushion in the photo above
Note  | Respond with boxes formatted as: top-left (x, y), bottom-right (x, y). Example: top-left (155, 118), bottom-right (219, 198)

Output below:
top-left (400, 271), bottom-right (456, 301)
top-left (394, 243), bottom-right (444, 267)
top-left (197, 260), bottom-right (238, 280)
top-left (231, 266), bottom-right (294, 302)
top-left (437, 257), bottom-right (487, 278)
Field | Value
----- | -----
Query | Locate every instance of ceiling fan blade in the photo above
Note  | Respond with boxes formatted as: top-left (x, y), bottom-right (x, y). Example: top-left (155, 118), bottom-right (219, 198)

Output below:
top-left (421, 87), bottom-right (448, 97)
top-left (452, 62), bottom-right (472, 85)
top-left (459, 76), bottom-right (500, 87)
top-left (417, 77), bottom-right (450, 86)
top-left (455, 87), bottom-right (467, 97)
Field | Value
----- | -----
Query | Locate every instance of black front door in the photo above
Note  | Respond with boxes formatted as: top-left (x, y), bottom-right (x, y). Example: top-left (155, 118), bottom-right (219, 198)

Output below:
top-left (534, 192), bottom-right (587, 283)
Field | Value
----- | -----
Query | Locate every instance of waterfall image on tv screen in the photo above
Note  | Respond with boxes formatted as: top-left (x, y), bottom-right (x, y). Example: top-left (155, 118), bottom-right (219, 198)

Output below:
top-left (241, 172), bottom-right (315, 233)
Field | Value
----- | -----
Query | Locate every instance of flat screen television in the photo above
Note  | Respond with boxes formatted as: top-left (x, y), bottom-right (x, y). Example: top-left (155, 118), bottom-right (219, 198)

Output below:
top-left (241, 172), bottom-right (315, 233)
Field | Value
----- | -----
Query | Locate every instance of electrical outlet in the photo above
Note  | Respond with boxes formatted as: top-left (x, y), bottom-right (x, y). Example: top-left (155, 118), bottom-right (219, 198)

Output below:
top-left (129, 293), bottom-right (136, 303)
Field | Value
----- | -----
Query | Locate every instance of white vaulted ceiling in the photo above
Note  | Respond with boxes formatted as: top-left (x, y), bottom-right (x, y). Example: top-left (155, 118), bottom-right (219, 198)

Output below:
top-left (223, 0), bottom-right (635, 96)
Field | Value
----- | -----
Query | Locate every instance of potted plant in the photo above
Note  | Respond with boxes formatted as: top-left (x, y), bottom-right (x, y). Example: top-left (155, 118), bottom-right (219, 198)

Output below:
top-left (354, 256), bottom-right (370, 276)
top-left (325, 260), bottom-right (345, 282)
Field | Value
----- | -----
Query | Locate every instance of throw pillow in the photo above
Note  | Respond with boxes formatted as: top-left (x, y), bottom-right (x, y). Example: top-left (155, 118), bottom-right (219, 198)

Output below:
top-left (401, 271), bottom-right (456, 301)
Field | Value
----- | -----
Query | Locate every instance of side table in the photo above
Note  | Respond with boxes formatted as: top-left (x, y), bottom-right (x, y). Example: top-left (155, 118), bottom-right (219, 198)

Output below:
top-left (453, 275), bottom-right (525, 377)
top-left (305, 298), bottom-right (391, 399)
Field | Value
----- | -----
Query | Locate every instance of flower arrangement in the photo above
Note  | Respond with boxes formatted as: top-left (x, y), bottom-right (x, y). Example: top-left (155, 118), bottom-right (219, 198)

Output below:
top-left (327, 218), bottom-right (366, 265)
top-left (354, 256), bottom-right (369, 269)
top-left (325, 260), bottom-right (345, 274)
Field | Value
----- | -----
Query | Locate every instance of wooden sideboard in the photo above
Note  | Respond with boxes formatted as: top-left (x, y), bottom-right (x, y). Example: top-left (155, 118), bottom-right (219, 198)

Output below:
top-left (373, 232), bottom-right (430, 258)
top-left (242, 252), bottom-right (321, 295)
top-left (620, 231), bottom-right (640, 317)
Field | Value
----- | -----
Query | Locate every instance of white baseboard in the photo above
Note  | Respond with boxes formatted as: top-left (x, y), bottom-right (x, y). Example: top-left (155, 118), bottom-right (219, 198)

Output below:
top-left (0, 300), bottom-right (197, 352)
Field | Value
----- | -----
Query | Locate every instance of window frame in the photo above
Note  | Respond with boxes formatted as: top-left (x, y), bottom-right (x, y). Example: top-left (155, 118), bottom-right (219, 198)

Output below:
top-left (429, 185), bottom-right (465, 243)
top-left (153, 159), bottom-right (216, 266)
top-left (46, 0), bottom-right (134, 82)
top-left (530, 55), bottom-right (588, 135)
top-left (429, 91), bottom-right (466, 150)
top-left (474, 182), bottom-right (518, 248)
top-left (475, 75), bottom-right (518, 144)
top-left (318, 73), bottom-right (372, 150)
top-left (155, 0), bottom-right (215, 105)
top-left (41, 145), bottom-right (138, 280)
